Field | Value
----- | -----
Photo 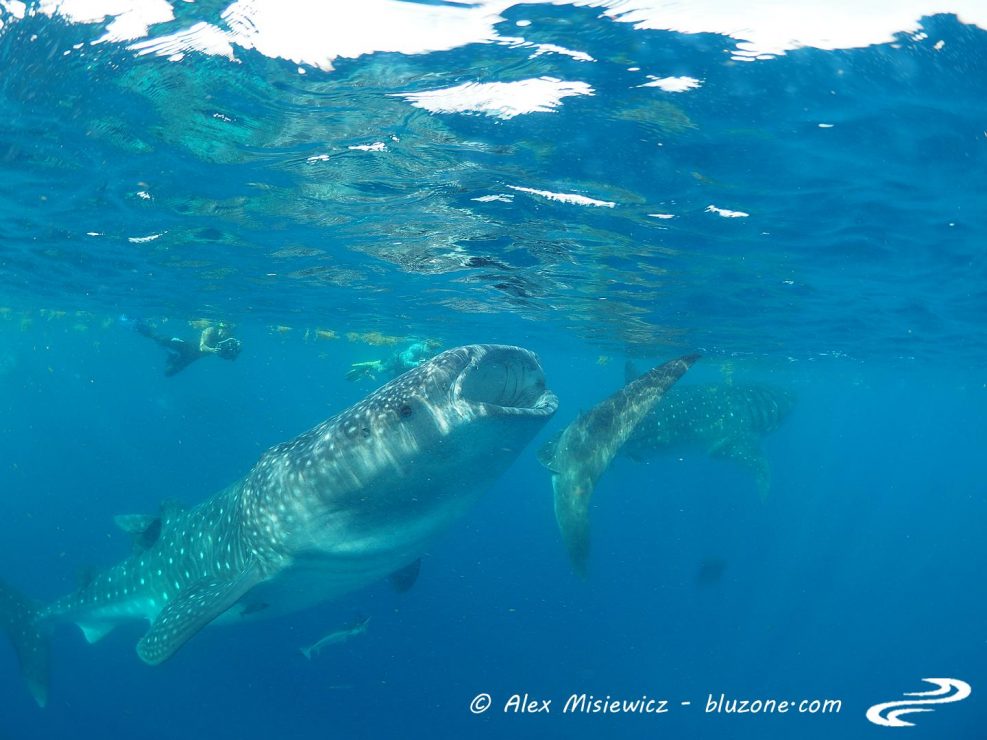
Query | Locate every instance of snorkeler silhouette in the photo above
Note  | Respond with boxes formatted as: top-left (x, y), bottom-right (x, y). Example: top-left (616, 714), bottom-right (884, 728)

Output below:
top-left (134, 320), bottom-right (242, 377)
top-left (347, 339), bottom-right (441, 382)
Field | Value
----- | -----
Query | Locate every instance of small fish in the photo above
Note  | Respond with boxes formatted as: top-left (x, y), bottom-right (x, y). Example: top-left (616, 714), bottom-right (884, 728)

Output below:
top-left (300, 616), bottom-right (371, 660)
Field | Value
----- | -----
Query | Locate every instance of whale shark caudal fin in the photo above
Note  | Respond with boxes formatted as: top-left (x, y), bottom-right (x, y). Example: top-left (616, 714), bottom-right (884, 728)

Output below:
top-left (541, 354), bottom-right (699, 576)
top-left (0, 578), bottom-right (51, 708)
top-left (136, 565), bottom-right (262, 666)
top-left (536, 431), bottom-right (564, 472)
top-left (551, 475), bottom-right (592, 578)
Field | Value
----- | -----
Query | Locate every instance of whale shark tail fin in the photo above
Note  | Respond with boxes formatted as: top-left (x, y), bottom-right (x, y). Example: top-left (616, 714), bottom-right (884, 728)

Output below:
top-left (552, 476), bottom-right (591, 578)
top-left (0, 578), bottom-right (51, 708)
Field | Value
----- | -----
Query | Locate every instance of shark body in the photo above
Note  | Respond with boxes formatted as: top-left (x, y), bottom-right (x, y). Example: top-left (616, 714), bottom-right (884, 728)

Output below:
top-left (1, 344), bottom-right (558, 707)
top-left (622, 382), bottom-right (796, 496)
top-left (537, 355), bottom-right (697, 575)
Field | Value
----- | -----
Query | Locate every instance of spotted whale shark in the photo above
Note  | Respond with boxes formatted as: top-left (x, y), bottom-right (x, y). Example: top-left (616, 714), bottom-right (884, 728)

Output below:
top-left (0, 344), bottom-right (558, 707)
top-left (537, 355), bottom-right (698, 575)
top-left (621, 373), bottom-right (796, 497)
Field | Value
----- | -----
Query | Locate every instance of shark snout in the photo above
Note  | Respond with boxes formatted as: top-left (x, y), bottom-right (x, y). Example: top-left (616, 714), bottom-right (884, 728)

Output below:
top-left (455, 345), bottom-right (559, 417)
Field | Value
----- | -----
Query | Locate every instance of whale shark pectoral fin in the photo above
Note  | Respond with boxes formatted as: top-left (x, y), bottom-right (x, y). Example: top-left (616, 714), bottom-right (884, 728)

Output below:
top-left (136, 565), bottom-right (262, 666)
top-left (77, 620), bottom-right (116, 644)
top-left (77, 565), bottom-right (99, 590)
top-left (709, 436), bottom-right (771, 499)
top-left (537, 430), bottom-right (564, 472)
top-left (238, 601), bottom-right (270, 617)
top-left (754, 468), bottom-right (771, 501)
top-left (388, 558), bottom-right (422, 593)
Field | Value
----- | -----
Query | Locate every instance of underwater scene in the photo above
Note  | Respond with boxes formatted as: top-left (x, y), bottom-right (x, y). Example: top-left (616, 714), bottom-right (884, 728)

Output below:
top-left (1, 1), bottom-right (986, 738)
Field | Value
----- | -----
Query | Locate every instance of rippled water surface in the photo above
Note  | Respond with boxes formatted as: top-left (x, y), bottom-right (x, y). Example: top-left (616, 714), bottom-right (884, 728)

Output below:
top-left (2, 1), bottom-right (984, 358)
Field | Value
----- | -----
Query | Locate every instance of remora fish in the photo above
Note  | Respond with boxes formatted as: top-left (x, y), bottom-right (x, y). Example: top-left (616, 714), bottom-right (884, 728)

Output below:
top-left (537, 355), bottom-right (698, 575)
top-left (300, 615), bottom-right (371, 660)
top-left (621, 378), bottom-right (795, 497)
top-left (0, 344), bottom-right (558, 707)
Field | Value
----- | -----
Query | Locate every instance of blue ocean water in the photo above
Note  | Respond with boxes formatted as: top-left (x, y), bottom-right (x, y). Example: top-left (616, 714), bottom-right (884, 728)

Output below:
top-left (1, 2), bottom-right (985, 738)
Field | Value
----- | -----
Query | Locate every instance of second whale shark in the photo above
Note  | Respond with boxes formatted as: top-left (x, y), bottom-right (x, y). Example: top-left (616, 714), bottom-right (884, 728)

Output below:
top-left (537, 355), bottom-right (698, 575)
top-left (621, 375), bottom-right (795, 497)
top-left (0, 344), bottom-right (558, 707)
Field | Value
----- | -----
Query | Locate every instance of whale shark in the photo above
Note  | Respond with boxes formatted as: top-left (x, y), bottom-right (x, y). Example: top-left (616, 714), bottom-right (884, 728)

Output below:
top-left (0, 344), bottom-right (558, 707)
top-left (537, 355), bottom-right (698, 575)
top-left (621, 376), bottom-right (795, 496)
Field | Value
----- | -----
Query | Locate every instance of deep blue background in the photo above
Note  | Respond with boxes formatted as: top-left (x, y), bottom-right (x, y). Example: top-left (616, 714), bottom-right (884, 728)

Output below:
top-left (0, 320), bottom-right (984, 739)
top-left (1, 3), bottom-right (986, 739)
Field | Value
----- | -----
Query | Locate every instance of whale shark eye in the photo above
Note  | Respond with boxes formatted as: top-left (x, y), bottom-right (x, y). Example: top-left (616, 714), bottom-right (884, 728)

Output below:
top-left (399, 404), bottom-right (413, 418)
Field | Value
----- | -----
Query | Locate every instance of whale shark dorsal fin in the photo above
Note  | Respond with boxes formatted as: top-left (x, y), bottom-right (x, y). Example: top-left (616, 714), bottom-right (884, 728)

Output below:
top-left (77, 566), bottom-right (98, 590)
top-left (159, 498), bottom-right (186, 524)
top-left (136, 565), bottom-right (262, 666)
top-left (624, 359), bottom-right (641, 384)
top-left (113, 514), bottom-right (157, 535)
top-left (537, 430), bottom-right (564, 472)
top-left (114, 497), bottom-right (189, 548)
top-left (113, 514), bottom-right (163, 552)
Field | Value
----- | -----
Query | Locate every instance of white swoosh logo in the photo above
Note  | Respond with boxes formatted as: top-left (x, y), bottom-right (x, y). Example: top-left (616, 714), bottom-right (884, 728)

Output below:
top-left (866, 678), bottom-right (972, 727)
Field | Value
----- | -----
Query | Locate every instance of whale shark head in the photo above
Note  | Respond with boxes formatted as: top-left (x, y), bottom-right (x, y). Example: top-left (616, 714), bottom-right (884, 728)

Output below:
top-left (242, 344), bottom-right (559, 561)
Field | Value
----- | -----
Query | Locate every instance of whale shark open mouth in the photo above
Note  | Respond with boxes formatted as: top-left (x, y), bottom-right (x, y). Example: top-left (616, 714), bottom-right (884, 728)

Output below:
top-left (455, 346), bottom-right (558, 417)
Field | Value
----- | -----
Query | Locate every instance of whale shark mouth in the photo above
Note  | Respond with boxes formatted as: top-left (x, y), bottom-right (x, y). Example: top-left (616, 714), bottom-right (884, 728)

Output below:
top-left (455, 346), bottom-right (558, 417)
